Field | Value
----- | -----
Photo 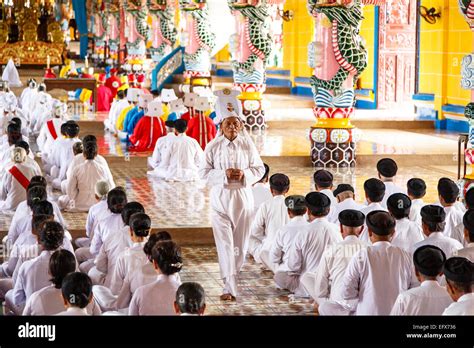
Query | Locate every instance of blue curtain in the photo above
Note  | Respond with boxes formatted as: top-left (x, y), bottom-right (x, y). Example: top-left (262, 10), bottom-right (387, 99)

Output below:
top-left (72, 0), bottom-right (88, 58)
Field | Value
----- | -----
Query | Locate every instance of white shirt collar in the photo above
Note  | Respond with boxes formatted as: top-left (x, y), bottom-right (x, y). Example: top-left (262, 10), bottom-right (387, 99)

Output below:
top-left (420, 280), bottom-right (441, 288)
top-left (66, 307), bottom-right (88, 314)
top-left (427, 232), bottom-right (444, 239)
top-left (343, 235), bottom-right (359, 242)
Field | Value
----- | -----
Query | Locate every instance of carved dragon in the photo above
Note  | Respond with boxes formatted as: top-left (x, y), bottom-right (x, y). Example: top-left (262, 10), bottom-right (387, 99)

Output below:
top-left (148, 0), bottom-right (177, 60)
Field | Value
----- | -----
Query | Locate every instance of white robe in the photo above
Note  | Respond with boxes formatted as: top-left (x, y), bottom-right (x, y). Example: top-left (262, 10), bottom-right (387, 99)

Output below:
top-left (331, 198), bottom-right (364, 223)
top-left (23, 284), bottom-right (102, 315)
top-left (411, 232), bottom-right (463, 258)
top-left (104, 99), bottom-right (129, 134)
top-left (49, 137), bottom-right (81, 181)
top-left (408, 198), bottom-right (424, 226)
top-left (0, 162), bottom-right (38, 212)
top-left (443, 206), bottom-right (464, 244)
top-left (320, 188), bottom-right (338, 223)
top-left (56, 307), bottom-right (90, 316)
top-left (128, 274), bottom-right (181, 315)
top-left (304, 235), bottom-right (367, 304)
top-left (276, 218), bottom-right (340, 295)
top-left (90, 214), bottom-right (125, 256)
top-left (199, 134), bottom-right (265, 296)
top-left (390, 280), bottom-right (453, 315)
top-left (454, 243), bottom-right (474, 261)
top-left (147, 132), bottom-right (176, 170)
top-left (381, 181), bottom-right (405, 209)
top-left (269, 215), bottom-right (308, 272)
top-left (442, 293), bottom-right (474, 315)
top-left (248, 195), bottom-right (289, 264)
top-left (85, 199), bottom-right (111, 239)
top-left (342, 241), bottom-right (416, 315)
top-left (391, 218), bottom-right (425, 252)
top-left (62, 160), bottom-right (115, 212)
top-left (251, 182), bottom-right (272, 210)
top-left (36, 118), bottom-right (62, 158)
top-left (149, 133), bottom-right (203, 181)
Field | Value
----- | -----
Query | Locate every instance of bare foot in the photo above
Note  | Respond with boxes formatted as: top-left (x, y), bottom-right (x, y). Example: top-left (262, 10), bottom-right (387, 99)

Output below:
top-left (220, 293), bottom-right (236, 301)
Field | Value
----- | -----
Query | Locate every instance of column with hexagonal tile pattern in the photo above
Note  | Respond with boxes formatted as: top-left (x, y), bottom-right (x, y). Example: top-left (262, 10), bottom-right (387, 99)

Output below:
top-left (307, 0), bottom-right (384, 168)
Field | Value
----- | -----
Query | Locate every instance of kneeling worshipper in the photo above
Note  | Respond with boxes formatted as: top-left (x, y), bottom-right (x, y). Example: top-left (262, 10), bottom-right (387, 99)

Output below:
top-left (302, 209), bottom-right (367, 315)
top-left (376, 158), bottom-right (404, 208)
top-left (274, 192), bottom-right (340, 297)
top-left (148, 119), bottom-right (203, 181)
top-left (23, 250), bottom-right (101, 315)
top-left (123, 94), bottom-right (153, 136)
top-left (442, 257), bottom-right (474, 315)
top-left (268, 195), bottom-right (308, 273)
top-left (391, 245), bottom-right (452, 315)
top-left (36, 102), bottom-right (66, 160)
top-left (59, 142), bottom-right (115, 211)
top-left (199, 90), bottom-right (265, 301)
top-left (341, 211), bottom-right (416, 315)
top-left (331, 184), bottom-right (364, 220)
top-left (251, 163), bottom-right (272, 211)
top-left (116, 88), bottom-right (142, 137)
top-left (0, 147), bottom-right (38, 212)
top-left (407, 178), bottom-right (427, 225)
top-left (104, 87), bottom-right (129, 134)
top-left (186, 95), bottom-right (217, 150)
top-left (56, 272), bottom-right (94, 316)
top-left (96, 73), bottom-right (114, 112)
top-left (147, 120), bottom-right (176, 170)
top-left (456, 209), bottom-right (474, 261)
top-left (129, 99), bottom-right (167, 152)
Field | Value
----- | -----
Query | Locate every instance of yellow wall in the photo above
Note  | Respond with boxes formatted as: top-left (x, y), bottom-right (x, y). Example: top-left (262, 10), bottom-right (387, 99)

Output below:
top-left (359, 6), bottom-right (375, 91)
top-left (419, 0), bottom-right (472, 114)
top-left (282, 0), bottom-right (314, 81)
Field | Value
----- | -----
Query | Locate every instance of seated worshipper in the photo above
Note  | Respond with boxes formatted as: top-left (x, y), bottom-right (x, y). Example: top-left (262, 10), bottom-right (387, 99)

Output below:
top-left (0, 123), bottom-right (23, 170)
top-left (455, 209), bottom-right (474, 261)
top-left (147, 120), bottom-right (176, 170)
top-left (391, 245), bottom-right (452, 315)
top-left (5, 185), bottom-right (65, 247)
top-left (437, 178), bottom-right (465, 245)
top-left (116, 88), bottom-right (142, 137)
top-left (359, 178), bottom-right (387, 243)
top-left (412, 205), bottom-right (463, 258)
top-left (129, 99), bottom-right (167, 152)
top-left (313, 170), bottom-right (338, 223)
top-left (331, 184), bottom-right (364, 221)
top-left (180, 92), bottom-right (197, 122)
top-left (5, 221), bottom-right (68, 315)
top-left (96, 73), bottom-right (114, 112)
top-left (57, 272), bottom-right (94, 316)
top-left (451, 189), bottom-right (474, 250)
top-left (23, 250), bottom-right (101, 315)
top-left (301, 210), bottom-right (367, 315)
top-left (0, 147), bottom-right (38, 212)
top-left (87, 202), bottom-right (144, 285)
top-left (129, 240), bottom-right (183, 315)
top-left (407, 178), bottom-right (427, 226)
top-left (2, 59), bottom-right (22, 87)
top-left (269, 195), bottom-right (308, 274)
top-left (387, 193), bottom-right (424, 252)
top-left (148, 119), bottom-right (204, 181)
top-left (48, 121), bottom-right (81, 185)
top-left (275, 192), bottom-right (340, 297)
top-left (248, 173), bottom-right (290, 266)
top-left (124, 94), bottom-right (153, 136)
top-left (105, 69), bottom-right (122, 98)
top-left (31, 92), bottom-right (54, 135)
top-left (174, 282), bottom-right (206, 316)
top-left (36, 103), bottom-right (65, 159)
top-left (61, 134), bottom-right (114, 194)
top-left (86, 188), bottom-right (128, 270)
top-left (19, 78), bottom-right (38, 113)
top-left (75, 180), bottom-right (111, 249)
top-left (186, 96), bottom-right (217, 150)
top-left (1, 95), bottom-right (28, 135)
top-left (15, 141), bottom-right (41, 175)
top-left (252, 163), bottom-right (272, 211)
top-left (434, 177), bottom-right (466, 213)
top-left (92, 214), bottom-right (155, 312)
top-left (341, 211), bottom-right (416, 315)
top-left (0, 117), bottom-right (29, 147)
top-left (442, 257), bottom-right (474, 315)
top-left (41, 123), bottom-right (68, 174)
top-left (376, 158), bottom-right (404, 208)
top-left (59, 142), bottom-right (115, 212)
top-left (104, 88), bottom-right (129, 134)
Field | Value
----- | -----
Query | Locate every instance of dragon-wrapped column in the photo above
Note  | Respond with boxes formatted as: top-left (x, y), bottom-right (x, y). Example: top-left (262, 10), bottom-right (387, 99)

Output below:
top-left (307, 0), bottom-right (383, 168)
top-left (148, 0), bottom-right (177, 63)
top-left (179, 0), bottom-right (215, 92)
top-left (228, 0), bottom-right (284, 133)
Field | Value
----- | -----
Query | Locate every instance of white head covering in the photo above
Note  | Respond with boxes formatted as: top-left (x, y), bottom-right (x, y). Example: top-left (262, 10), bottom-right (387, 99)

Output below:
top-left (138, 94), bottom-right (153, 108)
top-left (183, 93), bottom-right (197, 108)
top-left (161, 89), bottom-right (178, 103)
top-left (127, 88), bottom-right (143, 103)
top-left (147, 100), bottom-right (163, 118)
top-left (169, 98), bottom-right (187, 114)
top-left (2, 59), bottom-right (22, 87)
top-left (213, 88), bottom-right (243, 124)
top-left (194, 96), bottom-right (211, 112)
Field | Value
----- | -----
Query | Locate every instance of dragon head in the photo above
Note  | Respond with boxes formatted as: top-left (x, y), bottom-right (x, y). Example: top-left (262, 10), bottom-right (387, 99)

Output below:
top-left (179, 0), bottom-right (206, 11)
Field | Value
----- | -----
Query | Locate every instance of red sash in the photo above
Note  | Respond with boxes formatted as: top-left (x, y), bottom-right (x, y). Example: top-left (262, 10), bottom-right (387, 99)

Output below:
top-left (47, 120), bottom-right (58, 140)
top-left (9, 166), bottom-right (30, 190)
